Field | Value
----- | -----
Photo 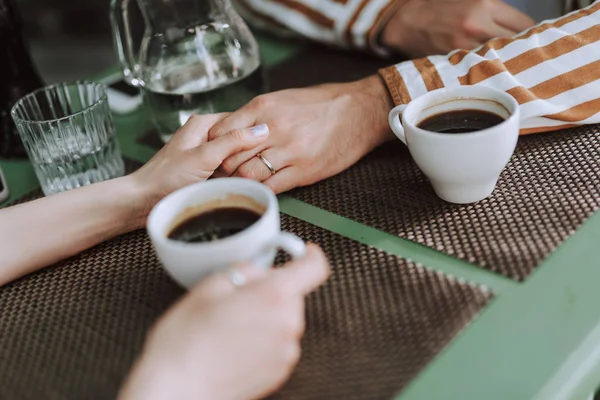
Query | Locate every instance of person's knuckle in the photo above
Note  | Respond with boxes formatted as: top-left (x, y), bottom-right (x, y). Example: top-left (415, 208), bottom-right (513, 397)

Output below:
top-left (236, 163), bottom-right (257, 179)
top-left (220, 158), bottom-right (239, 175)
top-left (209, 125), bottom-right (227, 139)
top-left (266, 118), bottom-right (286, 134)
top-left (228, 128), bottom-right (246, 141)
top-left (292, 140), bottom-right (317, 166)
top-left (251, 94), bottom-right (271, 110)
top-left (296, 137), bottom-right (314, 155)
top-left (450, 33), bottom-right (467, 49)
top-left (186, 114), bottom-right (201, 125)
top-left (459, 17), bottom-right (478, 36)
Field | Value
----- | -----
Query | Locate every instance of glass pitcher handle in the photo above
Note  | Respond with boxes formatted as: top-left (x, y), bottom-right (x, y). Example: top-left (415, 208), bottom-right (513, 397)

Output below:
top-left (110, 0), bottom-right (143, 87)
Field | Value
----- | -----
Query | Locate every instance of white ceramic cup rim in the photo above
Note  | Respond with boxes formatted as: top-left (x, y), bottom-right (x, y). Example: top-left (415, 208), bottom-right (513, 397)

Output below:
top-left (400, 86), bottom-right (520, 138)
top-left (147, 178), bottom-right (276, 252)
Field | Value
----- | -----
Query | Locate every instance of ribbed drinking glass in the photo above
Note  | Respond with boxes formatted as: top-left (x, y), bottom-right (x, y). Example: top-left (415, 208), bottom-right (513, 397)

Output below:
top-left (11, 81), bottom-right (125, 195)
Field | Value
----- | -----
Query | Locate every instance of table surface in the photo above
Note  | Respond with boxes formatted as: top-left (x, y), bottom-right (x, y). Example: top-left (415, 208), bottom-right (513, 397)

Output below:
top-left (2, 34), bottom-right (600, 400)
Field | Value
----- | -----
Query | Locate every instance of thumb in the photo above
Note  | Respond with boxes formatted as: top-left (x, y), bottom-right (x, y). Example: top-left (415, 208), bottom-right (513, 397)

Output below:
top-left (195, 124), bottom-right (270, 172)
top-left (170, 113), bottom-right (230, 150)
top-left (269, 243), bottom-right (331, 296)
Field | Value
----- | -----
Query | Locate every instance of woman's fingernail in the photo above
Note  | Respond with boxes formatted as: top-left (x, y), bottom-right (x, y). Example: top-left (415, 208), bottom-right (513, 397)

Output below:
top-left (250, 123), bottom-right (269, 136)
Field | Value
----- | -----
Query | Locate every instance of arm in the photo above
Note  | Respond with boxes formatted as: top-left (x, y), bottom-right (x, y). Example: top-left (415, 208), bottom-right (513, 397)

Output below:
top-left (0, 116), bottom-right (269, 286)
top-left (379, 1), bottom-right (600, 134)
top-left (0, 177), bottom-right (145, 285)
top-left (233, 0), bottom-right (402, 55)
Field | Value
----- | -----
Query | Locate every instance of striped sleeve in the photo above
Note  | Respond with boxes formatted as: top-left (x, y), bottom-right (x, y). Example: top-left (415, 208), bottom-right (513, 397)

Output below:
top-left (379, 0), bottom-right (600, 135)
top-left (233, 0), bottom-right (403, 55)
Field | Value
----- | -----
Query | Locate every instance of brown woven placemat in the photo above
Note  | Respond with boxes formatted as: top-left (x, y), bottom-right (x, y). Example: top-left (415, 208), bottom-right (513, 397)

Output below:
top-left (0, 228), bottom-right (182, 400)
top-left (271, 215), bottom-right (492, 400)
top-left (290, 126), bottom-right (600, 281)
top-left (0, 191), bottom-right (491, 399)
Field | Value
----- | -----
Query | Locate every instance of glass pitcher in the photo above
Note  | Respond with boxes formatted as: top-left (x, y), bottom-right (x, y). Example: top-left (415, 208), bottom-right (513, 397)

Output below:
top-left (110, 0), bottom-right (265, 142)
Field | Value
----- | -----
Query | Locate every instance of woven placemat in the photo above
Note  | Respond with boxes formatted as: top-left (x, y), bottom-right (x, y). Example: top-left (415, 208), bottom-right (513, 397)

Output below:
top-left (0, 229), bottom-right (182, 400)
top-left (271, 215), bottom-right (492, 400)
top-left (290, 126), bottom-right (600, 281)
top-left (0, 192), bottom-right (491, 399)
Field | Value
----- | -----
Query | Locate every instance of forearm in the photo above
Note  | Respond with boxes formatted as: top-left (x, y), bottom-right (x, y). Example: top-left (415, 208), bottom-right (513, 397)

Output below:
top-left (379, 1), bottom-right (600, 134)
top-left (234, 0), bottom-right (403, 55)
top-left (0, 176), bottom-right (146, 286)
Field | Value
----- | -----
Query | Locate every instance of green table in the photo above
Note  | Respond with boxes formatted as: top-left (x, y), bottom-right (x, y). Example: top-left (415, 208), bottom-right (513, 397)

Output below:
top-left (2, 34), bottom-right (600, 400)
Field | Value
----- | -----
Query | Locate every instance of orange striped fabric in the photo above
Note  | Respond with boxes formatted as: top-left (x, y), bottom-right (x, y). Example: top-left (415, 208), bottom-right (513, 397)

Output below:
top-left (379, 1), bottom-right (600, 135)
top-left (233, 0), bottom-right (400, 54)
top-left (449, 2), bottom-right (600, 66)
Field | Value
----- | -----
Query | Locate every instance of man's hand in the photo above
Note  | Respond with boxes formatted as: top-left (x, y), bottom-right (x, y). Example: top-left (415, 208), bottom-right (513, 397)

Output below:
top-left (208, 75), bottom-right (394, 194)
top-left (381, 0), bottom-right (535, 57)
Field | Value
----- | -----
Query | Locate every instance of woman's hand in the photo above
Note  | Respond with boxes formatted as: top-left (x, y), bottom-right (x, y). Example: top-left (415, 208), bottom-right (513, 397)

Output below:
top-left (0, 113), bottom-right (269, 286)
top-left (381, 0), bottom-right (535, 57)
top-left (207, 75), bottom-right (394, 194)
top-left (128, 114), bottom-right (270, 222)
top-left (119, 244), bottom-right (330, 400)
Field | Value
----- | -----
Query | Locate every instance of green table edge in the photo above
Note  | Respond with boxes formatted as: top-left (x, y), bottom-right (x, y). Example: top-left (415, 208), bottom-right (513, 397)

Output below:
top-left (1, 33), bottom-right (600, 400)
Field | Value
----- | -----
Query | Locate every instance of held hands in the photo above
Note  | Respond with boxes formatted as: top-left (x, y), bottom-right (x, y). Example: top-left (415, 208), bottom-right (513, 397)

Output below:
top-left (126, 114), bottom-right (269, 223)
top-left (381, 0), bottom-right (535, 56)
top-left (208, 75), bottom-right (394, 194)
top-left (119, 244), bottom-right (330, 400)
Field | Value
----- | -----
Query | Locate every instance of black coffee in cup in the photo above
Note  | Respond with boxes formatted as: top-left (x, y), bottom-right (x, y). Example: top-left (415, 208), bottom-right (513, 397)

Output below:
top-left (168, 207), bottom-right (262, 243)
top-left (418, 109), bottom-right (505, 134)
top-left (167, 195), bottom-right (265, 244)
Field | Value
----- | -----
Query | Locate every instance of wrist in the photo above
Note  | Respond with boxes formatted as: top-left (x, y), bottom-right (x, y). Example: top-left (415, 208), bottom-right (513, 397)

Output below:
top-left (350, 75), bottom-right (395, 144)
top-left (111, 175), bottom-right (152, 232)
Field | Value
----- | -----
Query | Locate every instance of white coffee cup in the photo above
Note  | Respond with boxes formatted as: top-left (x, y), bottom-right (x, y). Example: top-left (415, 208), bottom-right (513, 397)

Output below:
top-left (147, 178), bottom-right (306, 289)
top-left (388, 86), bottom-right (520, 204)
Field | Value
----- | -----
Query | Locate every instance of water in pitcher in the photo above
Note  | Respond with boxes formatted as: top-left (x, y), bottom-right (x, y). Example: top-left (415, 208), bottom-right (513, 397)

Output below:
top-left (143, 60), bottom-right (265, 143)
top-left (111, 0), bottom-right (265, 143)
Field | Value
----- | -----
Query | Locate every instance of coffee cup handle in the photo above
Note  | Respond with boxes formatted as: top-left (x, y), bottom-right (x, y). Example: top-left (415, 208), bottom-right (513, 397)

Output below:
top-left (388, 105), bottom-right (408, 145)
top-left (275, 232), bottom-right (306, 259)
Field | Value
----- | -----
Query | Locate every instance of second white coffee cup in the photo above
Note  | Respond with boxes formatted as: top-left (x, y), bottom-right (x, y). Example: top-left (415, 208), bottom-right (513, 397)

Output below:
top-left (147, 178), bottom-right (306, 289)
top-left (388, 86), bottom-right (520, 204)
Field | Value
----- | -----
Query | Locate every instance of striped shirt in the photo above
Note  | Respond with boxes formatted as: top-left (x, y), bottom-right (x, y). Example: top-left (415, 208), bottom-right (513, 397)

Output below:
top-left (233, 0), bottom-right (403, 56)
top-left (379, 1), bottom-right (600, 135)
top-left (233, 0), bottom-right (595, 56)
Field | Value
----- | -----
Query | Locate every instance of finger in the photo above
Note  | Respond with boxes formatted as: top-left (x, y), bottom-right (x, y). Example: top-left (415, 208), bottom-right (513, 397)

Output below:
top-left (269, 244), bottom-right (330, 296)
top-left (263, 167), bottom-right (303, 194)
top-left (208, 105), bottom-right (260, 140)
top-left (481, 23), bottom-right (518, 40)
top-left (196, 124), bottom-right (270, 172)
top-left (191, 262), bottom-right (269, 301)
top-left (170, 113), bottom-right (229, 150)
top-left (294, 297), bottom-right (306, 339)
top-left (217, 142), bottom-right (270, 176)
top-left (234, 149), bottom-right (288, 182)
top-left (449, 37), bottom-right (485, 51)
top-left (493, 2), bottom-right (535, 33)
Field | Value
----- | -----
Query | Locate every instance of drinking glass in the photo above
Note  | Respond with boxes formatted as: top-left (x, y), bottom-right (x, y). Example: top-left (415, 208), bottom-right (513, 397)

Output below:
top-left (11, 81), bottom-right (125, 195)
